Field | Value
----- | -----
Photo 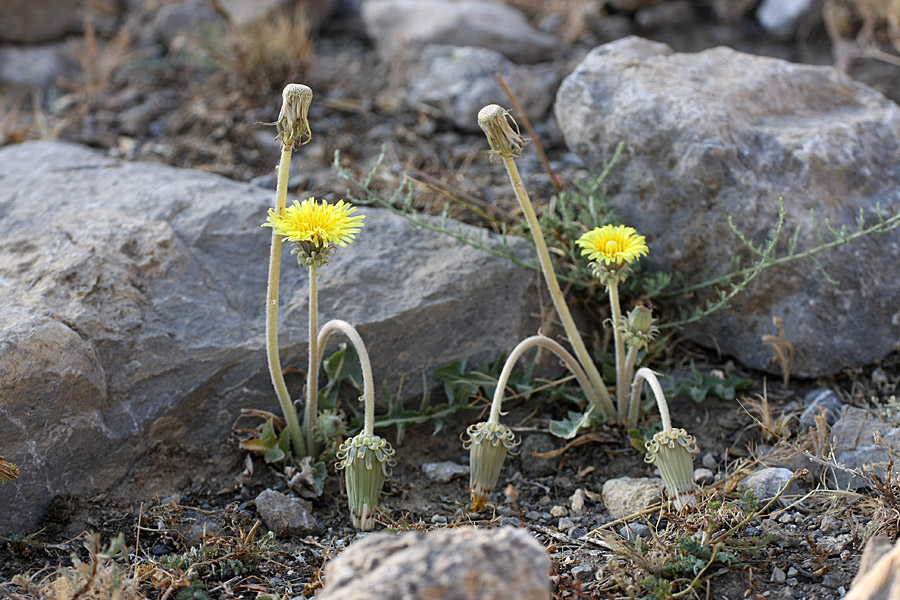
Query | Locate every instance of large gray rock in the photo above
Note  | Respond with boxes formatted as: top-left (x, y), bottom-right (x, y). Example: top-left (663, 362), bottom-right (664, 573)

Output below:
top-left (317, 526), bottom-right (551, 600)
top-left (0, 140), bottom-right (543, 535)
top-left (361, 0), bottom-right (559, 64)
top-left (0, 43), bottom-right (77, 88)
top-left (555, 37), bottom-right (900, 377)
top-left (0, 0), bottom-right (85, 43)
top-left (831, 406), bottom-right (900, 489)
top-left (407, 45), bottom-right (559, 132)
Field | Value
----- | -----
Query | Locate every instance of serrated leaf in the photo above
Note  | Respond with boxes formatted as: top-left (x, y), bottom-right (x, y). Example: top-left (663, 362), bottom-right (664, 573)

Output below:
top-left (549, 406), bottom-right (596, 439)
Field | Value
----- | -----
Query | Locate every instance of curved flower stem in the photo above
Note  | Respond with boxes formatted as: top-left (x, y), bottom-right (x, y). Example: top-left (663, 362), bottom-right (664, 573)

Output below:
top-left (306, 264), bottom-right (319, 456)
top-left (607, 281), bottom-right (628, 424)
top-left (623, 344), bottom-right (641, 427)
top-left (317, 319), bottom-right (376, 437)
top-left (500, 155), bottom-right (615, 419)
top-left (265, 146), bottom-right (306, 457)
top-left (630, 367), bottom-right (672, 433)
top-left (489, 335), bottom-right (602, 426)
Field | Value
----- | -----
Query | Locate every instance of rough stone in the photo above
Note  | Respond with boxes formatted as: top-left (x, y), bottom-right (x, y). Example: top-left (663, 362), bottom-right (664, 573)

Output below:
top-left (830, 406), bottom-right (900, 488)
top-left (800, 388), bottom-right (844, 427)
top-left (254, 489), bottom-right (320, 536)
top-left (619, 522), bottom-right (651, 540)
top-left (601, 476), bottom-right (662, 520)
top-left (0, 43), bottom-right (77, 88)
top-left (0, 140), bottom-right (544, 535)
top-left (422, 461), bottom-right (469, 483)
top-left (518, 434), bottom-right (559, 477)
top-left (739, 467), bottom-right (799, 503)
top-left (555, 37), bottom-right (900, 377)
top-left (406, 45), bottom-right (559, 132)
top-left (361, 0), bottom-right (559, 64)
top-left (316, 526), bottom-right (551, 600)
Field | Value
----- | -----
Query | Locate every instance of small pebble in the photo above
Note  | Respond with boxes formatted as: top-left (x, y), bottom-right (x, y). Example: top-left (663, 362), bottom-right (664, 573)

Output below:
top-left (569, 488), bottom-right (586, 515)
top-left (550, 505), bottom-right (568, 518)
top-left (558, 517), bottom-right (575, 531)
top-left (619, 522), bottom-right (651, 540)
top-left (694, 467), bottom-right (714, 484)
top-left (421, 461), bottom-right (468, 483)
top-left (538, 495), bottom-right (552, 506)
top-left (821, 574), bottom-right (838, 589)
top-left (787, 567), bottom-right (799, 577)
top-left (772, 567), bottom-right (786, 583)
top-left (702, 452), bottom-right (718, 470)
top-left (150, 543), bottom-right (169, 556)
top-left (778, 513), bottom-right (792, 524)
top-left (500, 516), bottom-right (520, 527)
top-left (525, 510), bottom-right (542, 520)
top-left (431, 514), bottom-right (448, 524)
top-left (569, 527), bottom-right (587, 539)
top-left (745, 526), bottom-right (761, 536)
top-left (570, 565), bottom-right (594, 581)
top-left (787, 578), bottom-right (798, 586)
top-left (820, 514), bottom-right (841, 534)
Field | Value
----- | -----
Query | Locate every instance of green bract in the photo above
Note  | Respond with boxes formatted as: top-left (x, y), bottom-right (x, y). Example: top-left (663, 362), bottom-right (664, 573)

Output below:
top-left (336, 433), bottom-right (396, 530)
top-left (463, 421), bottom-right (519, 511)
top-left (645, 427), bottom-right (698, 510)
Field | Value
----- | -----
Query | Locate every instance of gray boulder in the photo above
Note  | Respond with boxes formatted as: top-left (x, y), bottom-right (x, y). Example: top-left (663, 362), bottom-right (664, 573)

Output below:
top-left (0, 43), bottom-right (77, 88)
top-left (317, 526), bottom-right (551, 600)
top-left (361, 0), bottom-right (559, 64)
top-left (831, 406), bottom-right (900, 489)
top-left (0, 140), bottom-right (543, 535)
top-left (407, 45), bottom-right (559, 132)
top-left (0, 0), bottom-right (85, 43)
top-left (555, 37), bottom-right (900, 377)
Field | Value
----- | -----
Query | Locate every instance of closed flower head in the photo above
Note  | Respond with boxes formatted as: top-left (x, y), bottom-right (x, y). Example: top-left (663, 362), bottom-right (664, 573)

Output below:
top-left (577, 225), bottom-right (648, 267)
top-left (263, 198), bottom-right (364, 267)
top-left (462, 421), bottom-right (519, 511)
top-left (645, 427), bottom-right (698, 510)
top-left (276, 83), bottom-right (313, 149)
top-left (336, 433), bottom-right (395, 530)
top-left (477, 104), bottom-right (525, 159)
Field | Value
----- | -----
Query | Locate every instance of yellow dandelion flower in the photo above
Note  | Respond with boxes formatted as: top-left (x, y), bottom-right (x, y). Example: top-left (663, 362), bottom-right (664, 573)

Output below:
top-left (264, 198), bottom-right (365, 250)
top-left (576, 224), bottom-right (648, 266)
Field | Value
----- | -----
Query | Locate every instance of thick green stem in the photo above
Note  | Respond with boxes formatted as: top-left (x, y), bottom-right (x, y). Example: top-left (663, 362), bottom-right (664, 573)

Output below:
top-left (489, 335), bottom-right (601, 425)
top-left (306, 264), bottom-right (319, 456)
top-left (500, 155), bottom-right (615, 419)
top-left (317, 319), bottom-right (376, 436)
top-left (607, 281), bottom-right (628, 423)
top-left (265, 146), bottom-right (306, 457)
top-left (631, 367), bottom-right (672, 432)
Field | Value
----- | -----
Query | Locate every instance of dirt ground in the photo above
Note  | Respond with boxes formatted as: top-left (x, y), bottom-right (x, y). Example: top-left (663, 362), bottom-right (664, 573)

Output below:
top-left (2, 1), bottom-right (900, 598)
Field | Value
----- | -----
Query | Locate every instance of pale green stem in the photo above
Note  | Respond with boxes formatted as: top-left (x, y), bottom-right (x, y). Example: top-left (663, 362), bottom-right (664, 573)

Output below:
top-left (317, 319), bottom-right (376, 437)
top-left (489, 335), bottom-right (601, 426)
top-left (623, 344), bottom-right (641, 427)
top-left (265, 146), bottom-right (306, 457)
top-left (500, 155), bottom-right (615, 419)
top-left (630, 367), bottom-right (672, 432)
top-left (607, 281), bottom-right (628, 424)
top-left (306, 264), bottom-right (319, 456)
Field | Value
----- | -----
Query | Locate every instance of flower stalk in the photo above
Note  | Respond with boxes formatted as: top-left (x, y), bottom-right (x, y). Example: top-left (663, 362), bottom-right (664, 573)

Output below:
top-left (478, 104), bottom-right (614, 419)
top-left (264, 83), bottom-right (313, 458)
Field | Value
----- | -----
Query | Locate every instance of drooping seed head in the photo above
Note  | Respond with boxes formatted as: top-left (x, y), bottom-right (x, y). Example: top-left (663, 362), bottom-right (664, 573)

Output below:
top-left (644, 427), bottom-right (699, 510)
top-left (336, 433), bottom-right (396, 530)
top-left (276, 83), bottom-right (313, 149)
top-left (477, 104), bottom-right (525, 159)
top-left (462, 421), bottom-right (519, 511)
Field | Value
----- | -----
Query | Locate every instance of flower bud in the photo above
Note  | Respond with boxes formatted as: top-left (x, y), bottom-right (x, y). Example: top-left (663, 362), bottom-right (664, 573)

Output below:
top-left (477, 104), bottom-right (525, 159)
top-left (644, 428), bottom-right (698, 510)
top-left (276, 83), bottom-right (313, 149)
top-left (462, 421), bottom-right (519, 511)
top-left (622, 306), bottom-right (659, 350)
top-left (336, 433), bottom-right (396, 530)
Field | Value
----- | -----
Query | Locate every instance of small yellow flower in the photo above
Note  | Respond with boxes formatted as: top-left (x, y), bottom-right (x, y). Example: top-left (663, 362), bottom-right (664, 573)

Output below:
top-left (264, 198), bottom-right (364, 267)
top-left (576, 225), bottom-right (648, 266)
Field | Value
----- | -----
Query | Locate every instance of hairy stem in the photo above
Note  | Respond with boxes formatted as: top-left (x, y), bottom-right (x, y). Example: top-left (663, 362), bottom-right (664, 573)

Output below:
top-left (500, 155), bottom-right (615, 418)
top-left (317, 319), bottom-right (376, 436)
top-left (306, 264), bottom-right (319, 456)
top-left (631, 367), bottom-right (671, 432)
top-left (265, 146), bottom-right (306, 457)
top-left (489, 335), bottom-right (602, 425)
top-left (608, 281), bottom-right (628, 423)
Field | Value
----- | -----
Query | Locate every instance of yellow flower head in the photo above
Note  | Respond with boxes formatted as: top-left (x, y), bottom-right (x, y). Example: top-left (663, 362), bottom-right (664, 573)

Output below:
top-left (264, 198), bottom-right (364, 266)
top-left (576, 224), bottom-right (648, 266)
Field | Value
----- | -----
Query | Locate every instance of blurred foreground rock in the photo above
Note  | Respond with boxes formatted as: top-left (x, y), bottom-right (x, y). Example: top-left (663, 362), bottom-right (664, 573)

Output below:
top-left (0, 140), bottom-right (543, 535)
top-left (556, 37), bottom-right (900, 377)
top-left (317, 526), bottom-right (551, 600)
top-left (847, 536), bottom-right (900, 600)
